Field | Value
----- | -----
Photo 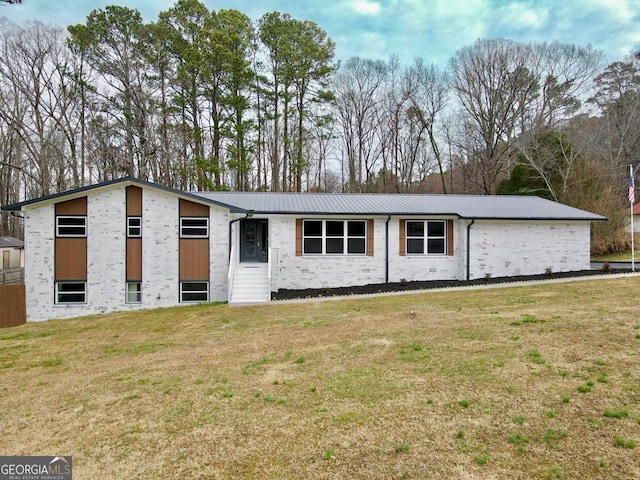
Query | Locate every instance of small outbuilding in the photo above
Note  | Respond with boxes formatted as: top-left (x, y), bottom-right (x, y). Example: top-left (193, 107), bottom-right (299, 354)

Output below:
top-left (0, 236), bottom-right (24, 270)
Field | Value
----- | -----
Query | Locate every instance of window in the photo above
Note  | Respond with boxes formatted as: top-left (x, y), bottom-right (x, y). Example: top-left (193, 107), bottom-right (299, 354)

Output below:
top-left (180, 217), bottom-right (208, 238)
top-left (406, 220), bottom-right (446, 255)
top-left (127, 217), bottom-right (142, 237)
top-left (180, 281), bottom-right (209, 303)
top-left (126, 282), bottom-right (141, 303)
top-left (56, 216), bottom-right (87, 237)
top-left (303, 220), bottom-right (367, 255)
top-left (56, 282), bottom-right (86, 304)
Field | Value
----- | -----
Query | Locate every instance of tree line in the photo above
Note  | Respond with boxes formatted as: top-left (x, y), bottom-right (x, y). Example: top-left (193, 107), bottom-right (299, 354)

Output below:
top-left (1, 0), bottom-right (638, 254)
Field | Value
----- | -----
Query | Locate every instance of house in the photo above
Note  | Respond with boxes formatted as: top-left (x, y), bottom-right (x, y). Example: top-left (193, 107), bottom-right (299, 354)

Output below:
top-left (626, 203), bottom-right (640, 236)
top-left (2, 177), bottom-right (606, 322)
top-left (0, 236), bottom-right (25, 286)
top-left (0, 236), bottom-right (24, 270)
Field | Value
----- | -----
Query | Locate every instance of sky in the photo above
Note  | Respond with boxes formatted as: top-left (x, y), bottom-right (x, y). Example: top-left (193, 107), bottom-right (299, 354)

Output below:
top-left (2, 0), bottom-right (640, 67)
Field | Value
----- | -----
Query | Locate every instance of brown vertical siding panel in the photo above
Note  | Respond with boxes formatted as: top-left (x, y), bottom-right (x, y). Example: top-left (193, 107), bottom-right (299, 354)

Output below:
top-left (399, 219), bottom-right (406, 256)
top-left (126, 238), bottom-right (142, 280)
top-left (179, 199), bottom-right (209, 217)
top-left (447, 219), bottom-right (454, 256)
top-left (296, 219), bottom-right (302, 256)
top-left (55, 197), bottom-right (87, 215)
top-left (367, 219), bottom-right (374, 256)
top-left (126, 186), bottom-right (143, 216)
top-left (55, 238), bottom-right (87, 280)
top-left (179, 239), bottom-right (209, 280)
top-left (126, 186), bottom-right (143, 282)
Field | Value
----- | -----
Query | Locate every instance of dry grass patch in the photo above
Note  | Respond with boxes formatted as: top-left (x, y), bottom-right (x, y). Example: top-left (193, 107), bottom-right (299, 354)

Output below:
top-left (1, 278), bottom-right (640, 478)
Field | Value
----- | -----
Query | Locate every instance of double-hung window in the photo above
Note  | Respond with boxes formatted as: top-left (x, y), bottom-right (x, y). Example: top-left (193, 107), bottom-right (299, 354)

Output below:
top-left (303, 220), bottom-right (367, 255)
top-left (56, 281), bottom-right (86, 304)
top-left (180, 217), bottom-right (209, 238)
top-left (406, 220), bottom-right (446, 255)
top-left (126, 282), bottom-right (142, 303)
top-left (56, 216), bottom-right (87, 237)
top-left (180, 281), bottom-right (209, 302)
top-left (127, 217), bottom-right (142, 237)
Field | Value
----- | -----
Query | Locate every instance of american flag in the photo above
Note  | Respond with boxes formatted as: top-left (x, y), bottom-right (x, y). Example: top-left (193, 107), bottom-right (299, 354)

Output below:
top-left (630, 175), bottom-right (636, 204)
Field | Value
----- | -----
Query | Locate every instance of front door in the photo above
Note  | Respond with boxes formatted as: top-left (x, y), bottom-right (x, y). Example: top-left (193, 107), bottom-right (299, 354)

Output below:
top-left (240, 219), bottom-right (268, 263)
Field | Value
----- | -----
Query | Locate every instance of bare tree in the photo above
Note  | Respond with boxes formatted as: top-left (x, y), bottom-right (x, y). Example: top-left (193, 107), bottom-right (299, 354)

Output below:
top-left (450, 39), bottom-right (539, 194)
top-left (333, 57), bottom-right (387, 191)
top-left (404, 58), bottom-right (449, 192)
top-left (0, 20), bottom-right (77, 197)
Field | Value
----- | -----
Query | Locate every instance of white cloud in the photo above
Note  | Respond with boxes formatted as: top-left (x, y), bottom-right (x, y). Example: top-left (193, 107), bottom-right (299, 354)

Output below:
top-left (589, 0), bottom-right (636, 22)
top-left (350, 0), bottom-right (382, 15)
top-left (495, 3), bottom-right (549, 30)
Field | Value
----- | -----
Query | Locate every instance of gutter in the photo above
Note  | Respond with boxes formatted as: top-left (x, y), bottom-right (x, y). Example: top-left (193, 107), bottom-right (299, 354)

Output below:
top-left (466, 219), bottom-right (475, 281)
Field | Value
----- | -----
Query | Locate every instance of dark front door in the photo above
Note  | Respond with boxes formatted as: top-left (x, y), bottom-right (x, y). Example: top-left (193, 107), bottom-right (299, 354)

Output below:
top-left (240, 219), bottom-right (268, 263)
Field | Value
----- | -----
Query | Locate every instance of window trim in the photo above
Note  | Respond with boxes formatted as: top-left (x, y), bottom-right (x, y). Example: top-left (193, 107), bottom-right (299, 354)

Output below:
top-left (405, 220), bottom-right (447, 256)
top-left (180, 217), bottom-right (209, 238)
top-left (180, 281), bottom-right (209, 303)
top-left (56, 215), bottom-right (87, 238)
top-left (55, 281), bottom-right (87, 304)
top-left (302, 219), bottom-right (367, 256)
top-left (126, 281), bottom-right (142, 304)
top-left (127, 216), bottom-right (142, 238)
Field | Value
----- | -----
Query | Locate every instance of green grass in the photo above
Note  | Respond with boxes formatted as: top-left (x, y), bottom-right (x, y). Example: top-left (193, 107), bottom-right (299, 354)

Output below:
top-left (507, 432), bottom-right (529, 447)
top-left (2, 276), bottom-right (640, 478)
top-left (540, 429), bottom-right (568, 449)
top-left (474, 453), bottom-right (490, 465)
top-left (614, 437), bottom-right (637, 449)
top-left (604, 409), bottom-right (629, 419)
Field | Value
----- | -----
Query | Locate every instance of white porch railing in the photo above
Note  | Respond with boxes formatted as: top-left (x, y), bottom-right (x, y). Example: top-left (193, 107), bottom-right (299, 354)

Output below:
top-left (227, 243), bottom-right (237, 303)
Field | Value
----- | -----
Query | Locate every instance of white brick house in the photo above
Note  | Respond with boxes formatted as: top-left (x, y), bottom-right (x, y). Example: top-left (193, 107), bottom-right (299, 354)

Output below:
top-left (2, 177), bottom-right (605, 322)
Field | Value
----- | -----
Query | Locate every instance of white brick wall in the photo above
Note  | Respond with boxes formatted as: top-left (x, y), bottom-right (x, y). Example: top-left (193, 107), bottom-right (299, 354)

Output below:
top-left (87, 187), bottom-right (127, 315)
top-left (141, 188), bottom-right (179, 307)
top-left (468, 220), bottom-right (591, 279)
top-left (24, 204), bottom-right (55, 322)
top-left (23, 186), bottom-right (234, 321)
top-left (388, 218), bottom-right (463, 283)
top-left (269, 217), bottom-right (592, 290)
top-left (269, 216), bottom-right (387, 290)
top-left (210, 207), bottom-right (232, 302)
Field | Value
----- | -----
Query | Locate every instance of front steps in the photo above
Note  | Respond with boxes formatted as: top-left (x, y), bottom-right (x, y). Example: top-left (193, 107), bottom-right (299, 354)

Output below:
top-left (229, 264), bottom-right (271, 304)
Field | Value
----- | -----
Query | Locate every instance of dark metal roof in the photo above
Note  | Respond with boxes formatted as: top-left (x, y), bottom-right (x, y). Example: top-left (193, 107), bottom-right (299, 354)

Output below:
top-left (194, 191), bottom-right (606, 221)
top-left (1, 176), bottom-right (606, 221)
top-left (0, 236), bottom-right (24, 248)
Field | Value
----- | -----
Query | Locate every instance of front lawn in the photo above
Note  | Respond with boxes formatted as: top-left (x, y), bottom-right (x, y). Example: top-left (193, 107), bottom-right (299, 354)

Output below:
top-left (1, 277), bottom-right (639, 478)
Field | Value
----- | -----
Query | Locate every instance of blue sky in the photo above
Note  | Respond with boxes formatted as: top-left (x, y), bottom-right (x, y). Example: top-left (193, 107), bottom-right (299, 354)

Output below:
top-left (3, 0), bottom-right (640, 67)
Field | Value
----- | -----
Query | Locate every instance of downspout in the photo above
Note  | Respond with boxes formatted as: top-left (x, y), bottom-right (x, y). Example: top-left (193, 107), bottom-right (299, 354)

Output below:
top-left (466, 218), bottom-right (475, 281)
top-left (385, 215), bottom-right (391, 283)
top-left (228, 211), bottom-right (253, 261)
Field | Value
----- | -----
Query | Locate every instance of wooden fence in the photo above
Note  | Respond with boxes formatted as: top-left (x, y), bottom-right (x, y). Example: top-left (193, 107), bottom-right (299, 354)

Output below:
top-left (0, 285), bottom-right (26, 328)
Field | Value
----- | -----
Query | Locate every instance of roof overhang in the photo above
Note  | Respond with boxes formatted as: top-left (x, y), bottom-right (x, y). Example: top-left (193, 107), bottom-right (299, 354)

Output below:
top-left (1, 177), bottom-right (246, 214)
